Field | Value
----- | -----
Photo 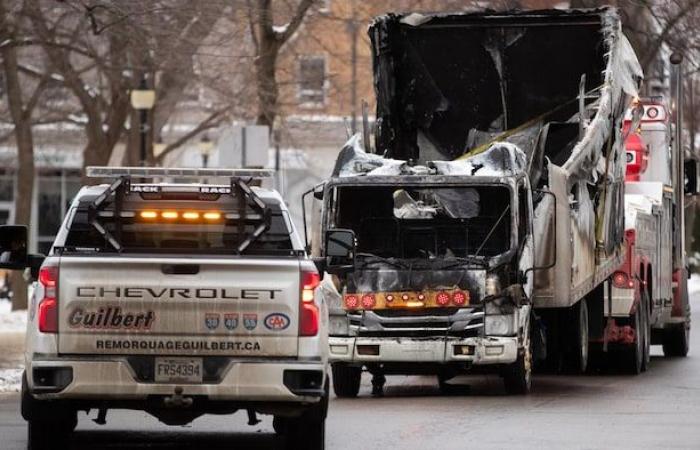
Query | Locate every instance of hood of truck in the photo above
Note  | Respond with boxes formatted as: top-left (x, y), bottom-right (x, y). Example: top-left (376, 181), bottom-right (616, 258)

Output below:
top-left (56, 256), bottom-right (302, 357)
top-left (369, 8), bottom-right (619, 162)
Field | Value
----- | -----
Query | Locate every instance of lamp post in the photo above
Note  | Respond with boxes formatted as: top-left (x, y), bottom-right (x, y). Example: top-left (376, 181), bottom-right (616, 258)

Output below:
top-left (130, 77), bottom-right (156, 166)
top-left (198, 134), bottom-right (214, 168)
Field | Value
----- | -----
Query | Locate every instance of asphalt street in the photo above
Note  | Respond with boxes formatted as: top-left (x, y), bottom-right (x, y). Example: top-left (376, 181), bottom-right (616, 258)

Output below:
top-left (2, 294), bottom-right (699, 450)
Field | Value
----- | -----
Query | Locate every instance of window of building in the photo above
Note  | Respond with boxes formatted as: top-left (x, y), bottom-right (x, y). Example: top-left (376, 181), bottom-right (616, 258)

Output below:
top-left (36, 171), bottom-right (81, 254)
top-left (0, 173), bottom-right (14, 202)
top-left (298, 56), bottom-right (326, 105)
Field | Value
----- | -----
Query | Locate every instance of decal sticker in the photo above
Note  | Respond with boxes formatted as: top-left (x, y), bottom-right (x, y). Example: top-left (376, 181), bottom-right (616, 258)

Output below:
top-left (264, 313), bottom-right (291, 331)
top-left (68, 307), bottom-right (155, 330)
top-left (243, 313), bottom-right (258, 330)
top-left (224, 313), bottom-right (239, 331)
top-left (205, 313), bottom-right (220, 330)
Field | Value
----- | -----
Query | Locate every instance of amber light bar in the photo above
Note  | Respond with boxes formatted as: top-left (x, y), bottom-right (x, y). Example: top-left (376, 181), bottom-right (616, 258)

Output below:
top-left (138, 210), bottom-right (224, 221)
top-left (344, 289), bottom-right (470, 310)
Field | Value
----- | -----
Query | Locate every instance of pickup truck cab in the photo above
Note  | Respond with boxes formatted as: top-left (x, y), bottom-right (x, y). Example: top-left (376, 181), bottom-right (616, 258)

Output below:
top-left (0, 167), bottom-right (328, 450)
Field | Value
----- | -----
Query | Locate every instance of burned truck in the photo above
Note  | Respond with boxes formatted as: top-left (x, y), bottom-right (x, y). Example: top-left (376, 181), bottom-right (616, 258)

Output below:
top-left (313, 8), bottom-right (642, 395)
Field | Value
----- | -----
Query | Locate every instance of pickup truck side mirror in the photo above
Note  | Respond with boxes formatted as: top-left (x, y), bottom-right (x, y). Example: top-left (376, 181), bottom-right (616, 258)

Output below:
top-left (0, 225), bottom-right (29, 270)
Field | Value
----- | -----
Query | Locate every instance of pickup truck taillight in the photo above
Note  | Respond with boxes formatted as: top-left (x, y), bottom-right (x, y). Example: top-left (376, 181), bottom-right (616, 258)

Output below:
top-left (38, 266), bottom-right (59, 333)
top-left (299, 270), bottom-right (321, 337)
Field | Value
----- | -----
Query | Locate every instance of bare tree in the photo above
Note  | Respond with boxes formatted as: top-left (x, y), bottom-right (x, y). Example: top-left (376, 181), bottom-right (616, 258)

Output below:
top-left (247, 0), bottom-right (316, 130)
top-left (0, 0), bottom-right (54, 309)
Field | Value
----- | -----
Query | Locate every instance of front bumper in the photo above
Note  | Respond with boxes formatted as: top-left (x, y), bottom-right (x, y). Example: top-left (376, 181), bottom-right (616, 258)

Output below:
top-left (28, 357), bottom-right (325, 403)
top-left (328, 335), bottom-right (518, 365)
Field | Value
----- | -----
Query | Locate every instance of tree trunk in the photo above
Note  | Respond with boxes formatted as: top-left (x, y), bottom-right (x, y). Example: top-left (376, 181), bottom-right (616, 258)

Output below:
top-left (1, 12), bottom-right (35, 310)
top-left (255, 41), bottom-right (280, 129)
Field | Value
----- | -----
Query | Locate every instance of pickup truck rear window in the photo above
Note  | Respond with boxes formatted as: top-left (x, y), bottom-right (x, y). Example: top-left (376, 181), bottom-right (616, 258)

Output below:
top-left (62, 206), bottom-right (296, 256)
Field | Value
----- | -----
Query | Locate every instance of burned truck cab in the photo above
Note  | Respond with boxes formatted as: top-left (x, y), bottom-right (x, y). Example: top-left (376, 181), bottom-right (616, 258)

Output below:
top-left (321, 146), bottom-right (537, 395)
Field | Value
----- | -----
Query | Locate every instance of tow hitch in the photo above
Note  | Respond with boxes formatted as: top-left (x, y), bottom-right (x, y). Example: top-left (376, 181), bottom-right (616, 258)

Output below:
top-left (163, 387), bottom-right (193, 408)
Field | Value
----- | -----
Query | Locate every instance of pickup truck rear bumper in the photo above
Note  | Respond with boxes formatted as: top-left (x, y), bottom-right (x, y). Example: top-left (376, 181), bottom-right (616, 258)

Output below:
top-left (28, 358), bottom-right (325, 404)
top-left (328, 335), bottom-right (518, 365)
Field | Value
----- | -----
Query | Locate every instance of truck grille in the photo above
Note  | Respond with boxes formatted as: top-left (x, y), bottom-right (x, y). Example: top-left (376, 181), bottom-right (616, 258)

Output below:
top-left (349, 307), bottom-right (484, 338)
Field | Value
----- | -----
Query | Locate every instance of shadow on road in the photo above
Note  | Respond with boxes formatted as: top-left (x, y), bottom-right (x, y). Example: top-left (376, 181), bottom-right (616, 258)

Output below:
top-left (68, 429), bottom-right (282, 450)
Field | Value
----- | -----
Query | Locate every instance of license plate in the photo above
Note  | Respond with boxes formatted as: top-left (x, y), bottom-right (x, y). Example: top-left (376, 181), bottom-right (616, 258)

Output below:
top-left (154, 357), bottom-right (203, 384)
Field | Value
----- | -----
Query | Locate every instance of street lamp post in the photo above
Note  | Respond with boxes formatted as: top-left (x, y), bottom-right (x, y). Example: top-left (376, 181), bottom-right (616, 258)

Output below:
top-left (198, 134), bottom-right (214, 168)
top-left (130, 78), bottom-right (156, 166)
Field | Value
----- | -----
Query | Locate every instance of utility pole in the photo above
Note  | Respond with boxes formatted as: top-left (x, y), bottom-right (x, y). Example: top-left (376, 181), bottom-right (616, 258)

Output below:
top-left (348, 0), bottom-right (358, 134)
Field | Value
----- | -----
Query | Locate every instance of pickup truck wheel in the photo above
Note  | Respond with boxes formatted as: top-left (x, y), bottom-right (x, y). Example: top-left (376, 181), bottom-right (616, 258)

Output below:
top-left (331, 363), bottom-right (361, 398)
top-left (663, 323), bottom-right (690, 357)
top-left (502, 329), bottom-right (532, 395)
top-left (285, 379), bottom-right (328, 450)
top-left (27, 415), bottom-right (77, 450)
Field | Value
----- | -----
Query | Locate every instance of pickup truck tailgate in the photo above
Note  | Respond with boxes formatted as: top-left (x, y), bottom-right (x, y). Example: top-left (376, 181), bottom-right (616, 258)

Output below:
top-left (57, 256), bottom-right (301, 357)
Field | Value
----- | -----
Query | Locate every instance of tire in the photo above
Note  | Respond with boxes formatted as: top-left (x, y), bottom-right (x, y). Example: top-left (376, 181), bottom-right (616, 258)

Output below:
top-left (663, 323), bottom-right (690, 357)
top-left (23, 372), bottom-right (77, 450)
top-left (272, 416), bottom-right (287, 435)
top-left (285, 379), bottom-right (328, 450)
top-left (27, 416), bottom-right (76, 450)
top-left (503, 327), bottom-right (532, 395)
top-left (331, 363), bottom-right (361, 398)
top-left (641, 291), bottom-right (651, 372)
top-left (622, 302), bottom-right (644, 375)
top-left (566, 298), bottom-right (589, 374)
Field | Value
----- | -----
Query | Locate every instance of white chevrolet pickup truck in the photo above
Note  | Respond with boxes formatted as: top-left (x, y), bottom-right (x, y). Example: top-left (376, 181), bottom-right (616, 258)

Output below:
top-left (0, 167), bottom-right (328, 450)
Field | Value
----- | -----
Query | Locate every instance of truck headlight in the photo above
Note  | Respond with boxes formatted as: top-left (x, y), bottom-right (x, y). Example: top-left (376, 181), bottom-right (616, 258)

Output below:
top-left (484, 314), bottom-right (516, 336)
top-left (485, 274), bottom-right (501, 297)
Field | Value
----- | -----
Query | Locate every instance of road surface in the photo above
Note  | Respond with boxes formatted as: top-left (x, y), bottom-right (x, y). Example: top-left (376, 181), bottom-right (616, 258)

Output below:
top-left (2, 295), bottom-right (699, 449)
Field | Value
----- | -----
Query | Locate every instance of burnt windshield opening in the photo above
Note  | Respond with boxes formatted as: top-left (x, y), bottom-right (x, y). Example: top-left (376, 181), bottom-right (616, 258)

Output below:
top-left (334, 185), bottom-right (512, 260)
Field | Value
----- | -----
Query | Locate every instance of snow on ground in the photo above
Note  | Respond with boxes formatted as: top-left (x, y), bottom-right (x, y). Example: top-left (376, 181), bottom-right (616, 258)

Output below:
top-left (0, 369), bottom-right (22, 394)
top-left (0, 299), bottom-right (28, 333)
top-left (0, 299), bottom-right (26, 394)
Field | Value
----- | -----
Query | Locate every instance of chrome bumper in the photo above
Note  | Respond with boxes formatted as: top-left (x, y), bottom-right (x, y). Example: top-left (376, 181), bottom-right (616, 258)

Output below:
top-left (328, 335), bottom-right (518, 365)
top-left (28, 358), bottom-right (325, 403)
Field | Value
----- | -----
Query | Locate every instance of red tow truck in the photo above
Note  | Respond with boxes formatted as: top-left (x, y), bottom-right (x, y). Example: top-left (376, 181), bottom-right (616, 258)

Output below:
top-left (603, 96), bottom-right (691, 372)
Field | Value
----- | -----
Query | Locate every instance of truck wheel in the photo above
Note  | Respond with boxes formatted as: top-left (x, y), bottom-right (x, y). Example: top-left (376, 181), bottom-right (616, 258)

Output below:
top-left (662, 323), bottom-right (690, 357)
top-left (272, 416), bottom-right (287, 435)
top-left (331, 363), bottom-right (361, 398)
top-left (641, 291), bottom-right (651, 372)
top-left (622, 302), bottom-right (644, 375)
top-left (285, 379), bottom-right (328, 450)
top-left (502, 329), bottom-right (532, 395)
top-left (566, 298), bottom-right (589, 373)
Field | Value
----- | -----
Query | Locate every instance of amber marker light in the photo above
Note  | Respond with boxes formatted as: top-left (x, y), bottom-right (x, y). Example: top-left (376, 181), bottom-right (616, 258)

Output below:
top-left (140, 210), bottom-right (157, 219)
top-left (203, 211), bottom-right (222, 221)
top-left (182, 211), bottom-right (200, 220)
top-left (161, 211), bottom-right (179, 219)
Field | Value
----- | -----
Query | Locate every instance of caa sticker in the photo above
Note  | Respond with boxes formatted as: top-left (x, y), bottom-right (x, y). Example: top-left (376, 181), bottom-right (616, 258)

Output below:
top-left (264, 313), bottom-right (290, 331)
top-left (205, 313), bottom-right (220, 330)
